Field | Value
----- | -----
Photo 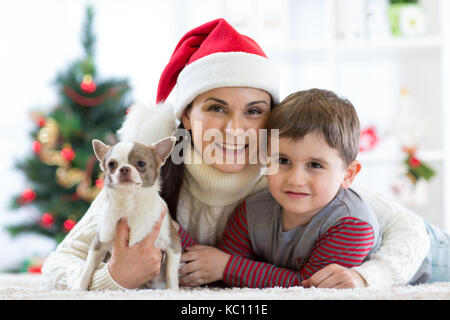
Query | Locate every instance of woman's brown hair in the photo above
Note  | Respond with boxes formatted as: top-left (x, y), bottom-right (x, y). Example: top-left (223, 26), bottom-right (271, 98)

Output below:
top-left (159, 104), bottom-right (192, 220)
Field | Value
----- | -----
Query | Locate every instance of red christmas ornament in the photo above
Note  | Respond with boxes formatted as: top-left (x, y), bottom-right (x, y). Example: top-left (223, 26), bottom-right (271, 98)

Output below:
top-left (95, 178), bottom-right (104, 189)
top-left (40, 212), bottom-right (54, 228)
top-left (36, 116), bottom-right (46, 127)
top-left (27, 266), bottom-right (42, 274)
top-left (20, 188), bottom-right (36, 204)
top-left (63, 219), bottom-right (76, 232)
top-left (32, 141), bottom-right (41, 153)
top-left (409, 157), bottom-right (421, 168)
top-left (61, 147), bottom-right (76, 162)
top-left (80, 74), bottom-right (96, 93)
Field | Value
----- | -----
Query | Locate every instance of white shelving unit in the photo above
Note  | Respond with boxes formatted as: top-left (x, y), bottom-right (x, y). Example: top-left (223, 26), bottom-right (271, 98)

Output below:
top-left (259, 0), bottom-right (449, 232)
top-left (173, 0), bottom-right (450, 232)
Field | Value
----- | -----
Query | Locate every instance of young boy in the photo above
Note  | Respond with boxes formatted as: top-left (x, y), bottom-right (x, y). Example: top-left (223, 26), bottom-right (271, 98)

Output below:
top-left (217, 88), bottom-right (381, 288)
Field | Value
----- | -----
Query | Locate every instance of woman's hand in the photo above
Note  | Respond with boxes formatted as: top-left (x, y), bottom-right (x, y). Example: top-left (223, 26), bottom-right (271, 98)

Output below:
top-left (179, 245), bottom-right (231, 287)
top-left (108, 210), bottom-right (166, 289)
top-left (301, 263), bottom-right (367, 289)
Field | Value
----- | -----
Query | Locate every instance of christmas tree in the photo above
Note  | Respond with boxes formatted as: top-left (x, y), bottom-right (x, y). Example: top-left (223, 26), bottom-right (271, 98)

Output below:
top-left (8, 6), bottom-right (131, 243)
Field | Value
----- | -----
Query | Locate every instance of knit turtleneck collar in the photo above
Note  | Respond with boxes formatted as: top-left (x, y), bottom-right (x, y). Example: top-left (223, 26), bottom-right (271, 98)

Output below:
top-left (184, 147), bottom-right (265, 206)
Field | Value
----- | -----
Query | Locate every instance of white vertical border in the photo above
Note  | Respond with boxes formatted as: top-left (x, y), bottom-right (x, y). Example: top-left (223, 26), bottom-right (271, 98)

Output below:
top-left (441, 0), bottom-right (450, 232)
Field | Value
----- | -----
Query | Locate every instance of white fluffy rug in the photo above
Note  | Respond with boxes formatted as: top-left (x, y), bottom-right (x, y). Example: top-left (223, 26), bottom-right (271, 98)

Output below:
top-left (1, 273), bottom-right (449, 300)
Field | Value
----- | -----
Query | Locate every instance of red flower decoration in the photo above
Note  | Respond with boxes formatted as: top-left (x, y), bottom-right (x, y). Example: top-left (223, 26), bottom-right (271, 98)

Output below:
top-left (359, 126), bottom-right (379, 152)
top-left (409, 157), bottom-right (421, 168)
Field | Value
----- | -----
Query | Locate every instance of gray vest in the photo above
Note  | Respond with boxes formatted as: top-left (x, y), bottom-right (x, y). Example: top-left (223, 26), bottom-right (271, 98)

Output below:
top-left (245, 188), bottom-right (381, 271)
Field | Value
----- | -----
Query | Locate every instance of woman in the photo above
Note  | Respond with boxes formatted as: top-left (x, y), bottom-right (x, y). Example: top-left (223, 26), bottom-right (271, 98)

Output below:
top-left (42, 18), bottom-right (431, 290)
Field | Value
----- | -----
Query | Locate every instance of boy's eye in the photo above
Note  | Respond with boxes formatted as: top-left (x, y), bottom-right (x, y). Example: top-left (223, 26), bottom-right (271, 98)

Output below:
top-left (278, 157), bottom-right (290, 165)
top-left (137, 160), bottom-right (147, 168)
top-left (308, 161), bottom-right (323, 169)
top-left (108, 160), bottom-right (117, 170)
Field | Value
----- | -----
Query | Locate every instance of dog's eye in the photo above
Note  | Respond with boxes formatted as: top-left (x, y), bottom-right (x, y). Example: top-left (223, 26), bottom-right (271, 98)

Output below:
top-left (137, 160), bottom-right (147, 168)
top-left (108, 160), bottom-right (117, 170)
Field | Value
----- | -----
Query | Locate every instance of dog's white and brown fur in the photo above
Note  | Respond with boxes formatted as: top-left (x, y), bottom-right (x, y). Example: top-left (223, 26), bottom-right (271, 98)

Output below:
top-left (79, 136), bottom-right (181, 290)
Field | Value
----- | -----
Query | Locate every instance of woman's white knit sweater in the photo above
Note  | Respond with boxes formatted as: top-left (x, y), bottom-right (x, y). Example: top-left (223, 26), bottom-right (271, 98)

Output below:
top-left (41, 147), bottom-right (430, 290)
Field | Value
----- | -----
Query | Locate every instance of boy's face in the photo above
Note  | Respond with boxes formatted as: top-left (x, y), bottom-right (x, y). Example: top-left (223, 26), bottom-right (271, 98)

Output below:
top-left (267, 133), bottom-right (360, 226)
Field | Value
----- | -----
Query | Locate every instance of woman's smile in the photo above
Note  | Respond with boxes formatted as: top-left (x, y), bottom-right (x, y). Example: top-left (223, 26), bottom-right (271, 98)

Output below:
top-left (214, 142), bottom-right (249, 158)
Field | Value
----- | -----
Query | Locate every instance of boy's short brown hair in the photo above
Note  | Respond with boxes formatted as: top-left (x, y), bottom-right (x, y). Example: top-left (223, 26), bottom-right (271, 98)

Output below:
top-left (267, 88), bottom-right (360, 166)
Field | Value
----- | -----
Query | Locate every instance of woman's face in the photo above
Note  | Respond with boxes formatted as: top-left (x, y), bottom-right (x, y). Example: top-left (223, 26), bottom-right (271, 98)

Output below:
top-left (182, 87), bottom-right (271, 173)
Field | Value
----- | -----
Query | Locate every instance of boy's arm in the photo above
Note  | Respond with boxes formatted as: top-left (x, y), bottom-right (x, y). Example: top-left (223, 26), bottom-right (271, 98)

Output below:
top-left (299, 217), bottom-right (375, 281)
top-left (218, 202), bottom-right (258, 259)
top-left (178, 224), bottom-right (199, 249)
top-left (221, 213), bottom-right (375, 288)
top-left (219, 203), bottom-right (301, 288)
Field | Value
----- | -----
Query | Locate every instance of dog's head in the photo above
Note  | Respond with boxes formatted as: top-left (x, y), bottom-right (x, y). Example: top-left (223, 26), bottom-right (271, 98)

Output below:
top-left (92, 136), bottom-right (176, 189)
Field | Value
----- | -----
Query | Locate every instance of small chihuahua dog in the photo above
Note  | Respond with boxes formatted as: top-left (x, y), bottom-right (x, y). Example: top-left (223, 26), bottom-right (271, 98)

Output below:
top-left (79, 136), bottom-right (181, 290)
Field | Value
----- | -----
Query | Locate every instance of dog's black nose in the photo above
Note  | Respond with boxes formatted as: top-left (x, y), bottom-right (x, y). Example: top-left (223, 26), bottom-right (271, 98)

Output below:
top-left (120, 166), bottom-right (130, 175)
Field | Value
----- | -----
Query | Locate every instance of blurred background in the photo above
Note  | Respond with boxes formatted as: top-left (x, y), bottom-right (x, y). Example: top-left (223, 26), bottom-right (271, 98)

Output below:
top-left (1, 0), bottom-right (449, 273)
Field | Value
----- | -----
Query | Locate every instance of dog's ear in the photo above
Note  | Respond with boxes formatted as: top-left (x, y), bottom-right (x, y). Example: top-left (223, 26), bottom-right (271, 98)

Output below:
top-left (92, 139), bottom-right (110, 170)
top-left (152, 136), bottom-right (176, 165)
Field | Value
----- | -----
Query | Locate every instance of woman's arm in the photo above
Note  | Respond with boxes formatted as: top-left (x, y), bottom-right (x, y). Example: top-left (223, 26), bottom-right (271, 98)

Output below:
top-left (41, 190), bottom-right (165, 290)
top-left (350, 184), bottom-right (431, 287)
top-left (41, 190), bottom-right (125, 290)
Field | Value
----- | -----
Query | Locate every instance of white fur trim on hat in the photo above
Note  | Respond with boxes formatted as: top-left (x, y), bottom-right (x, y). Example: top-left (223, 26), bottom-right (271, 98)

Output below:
top-left (117, 102), bottom-right (177, 145)
top-left (175, 52), bottom-right (279, 119)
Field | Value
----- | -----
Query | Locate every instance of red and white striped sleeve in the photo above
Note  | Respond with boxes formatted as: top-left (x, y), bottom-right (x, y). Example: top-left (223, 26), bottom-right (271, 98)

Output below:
top-left (178, 225), bottom-right (198, 250)
top-left (219, 202), bottom-right (301, 288)
top-left (218, 201), bottom-right (256, 259)
top-left (219, 204), bottom-right (375, 288)
top-left (299, 217), bottom-right (375, 280)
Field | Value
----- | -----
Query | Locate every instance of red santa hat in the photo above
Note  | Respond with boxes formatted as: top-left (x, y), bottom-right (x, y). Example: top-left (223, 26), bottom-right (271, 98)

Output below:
top-left (156, 18), bottom-right (279, 119)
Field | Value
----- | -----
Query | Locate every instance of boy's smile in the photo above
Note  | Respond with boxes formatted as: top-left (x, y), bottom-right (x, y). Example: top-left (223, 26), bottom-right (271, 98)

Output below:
top-left (267, 133), bottom-right (360, 230)
top-left (284, 191), bottom-right (310, 199)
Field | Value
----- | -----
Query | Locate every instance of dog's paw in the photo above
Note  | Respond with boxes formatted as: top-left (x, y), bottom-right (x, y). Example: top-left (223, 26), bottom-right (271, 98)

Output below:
top-left (78, 278), bottom-right (90, 291)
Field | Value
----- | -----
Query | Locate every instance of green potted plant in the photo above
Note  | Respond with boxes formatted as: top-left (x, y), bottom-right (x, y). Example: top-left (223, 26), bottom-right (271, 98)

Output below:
top-left (388, 0), bottom-right (426, 37)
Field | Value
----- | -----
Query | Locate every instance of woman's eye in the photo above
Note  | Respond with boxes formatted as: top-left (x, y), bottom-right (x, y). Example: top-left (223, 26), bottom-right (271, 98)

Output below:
top-left (246, 107), bottom-right (262, 115)
top-left (108, 161), bottom-right (117, 170)
top-left (278, 157), bottom-right (290, 165)
top-left (208, 105), bottom-right (225, 113)
top-left (137, 160), bottom-right (147, 168)
top-left (308, 162), bottom-right (323, 169)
